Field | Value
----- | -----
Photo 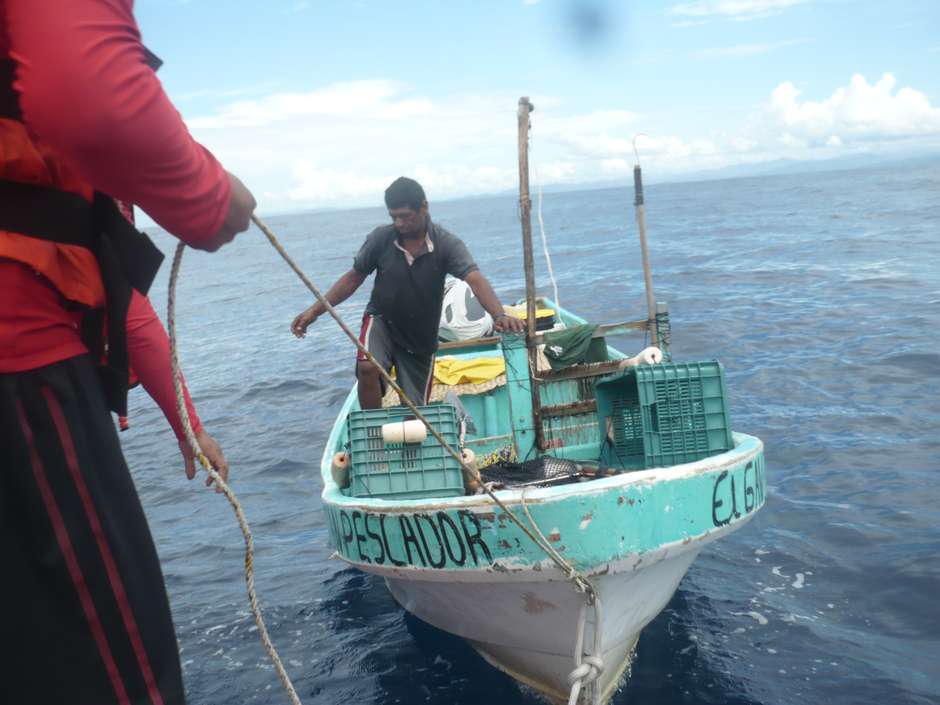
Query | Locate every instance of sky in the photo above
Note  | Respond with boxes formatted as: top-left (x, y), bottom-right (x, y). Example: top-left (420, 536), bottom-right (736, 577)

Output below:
top-left (135, 0), bottom-right (940, 214)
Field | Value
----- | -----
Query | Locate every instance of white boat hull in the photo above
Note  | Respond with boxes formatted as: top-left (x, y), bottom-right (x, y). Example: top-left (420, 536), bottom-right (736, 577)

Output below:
top-left (385, 545), bottom-right (702, 704)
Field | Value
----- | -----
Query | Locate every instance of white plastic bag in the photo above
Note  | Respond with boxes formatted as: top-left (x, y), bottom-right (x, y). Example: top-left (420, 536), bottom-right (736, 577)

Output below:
top-left (439, 278), bottom-right (494, 342)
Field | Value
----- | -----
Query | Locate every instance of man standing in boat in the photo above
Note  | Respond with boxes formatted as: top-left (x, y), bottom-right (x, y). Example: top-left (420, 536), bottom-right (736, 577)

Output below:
top-left (291, 177), bottom-right (524, 408)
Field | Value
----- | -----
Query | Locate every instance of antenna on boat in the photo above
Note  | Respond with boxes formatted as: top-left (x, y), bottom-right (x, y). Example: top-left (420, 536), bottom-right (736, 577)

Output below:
top-left (517, 96), bottom-right (546, 452)
top-left (632, 134), bottom-right (659, 348)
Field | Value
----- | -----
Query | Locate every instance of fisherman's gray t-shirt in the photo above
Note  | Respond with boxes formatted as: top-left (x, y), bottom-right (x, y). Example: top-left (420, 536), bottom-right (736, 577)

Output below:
top-left (353, 219), bottom-right (478, 355)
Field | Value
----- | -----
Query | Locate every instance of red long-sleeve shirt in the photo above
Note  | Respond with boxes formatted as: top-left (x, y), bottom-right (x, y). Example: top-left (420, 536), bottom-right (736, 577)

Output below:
top-left (126, 289), bottom-right (202, 442)
top-left (1, 0), bottom-right (231, 372)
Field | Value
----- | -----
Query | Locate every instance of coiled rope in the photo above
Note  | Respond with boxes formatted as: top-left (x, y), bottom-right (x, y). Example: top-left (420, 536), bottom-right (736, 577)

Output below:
top-left (167, 214), bottom-right (603, 704)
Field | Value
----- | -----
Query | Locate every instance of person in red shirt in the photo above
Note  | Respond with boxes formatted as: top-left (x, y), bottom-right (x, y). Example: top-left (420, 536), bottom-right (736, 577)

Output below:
top-left (126, 289), bottom-right (229, 484)
top-left (0, 3), bottom-right (255, 703)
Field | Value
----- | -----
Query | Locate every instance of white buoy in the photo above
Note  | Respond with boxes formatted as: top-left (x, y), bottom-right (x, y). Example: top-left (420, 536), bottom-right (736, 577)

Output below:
top-left (461, 448), bottom-right (483, 494)
top-left (331, 452), bottom-right (350, 488)
top-left (619, 346), bottom-right (663, 368)
top-left (381, 419), bottom-right (427, 444)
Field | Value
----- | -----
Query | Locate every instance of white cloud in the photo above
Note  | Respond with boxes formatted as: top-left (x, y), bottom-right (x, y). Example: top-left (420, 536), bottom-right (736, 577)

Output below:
top-left (669, 0), bottom-right (809, 21)
top-left (600, 158), bottom-right (630, 174)
top-left (172, 82), bottom-right (280, 103)
top-left (286, 163), bottom-right (390, 203)
top-left (539, 109), bottom-right (639, 135)
top-left (171, 73), bottom-right (940, 217)
top-left (694, 38), bottom-right (808, 58)
top-left (763, 73), bottom-right (940, 146)
top-left (184, 85), bottom-right (531, 210)
top-left (534, 161), bottom-right (578, 181)
top-left (186, 80), bottom-right (434, 129)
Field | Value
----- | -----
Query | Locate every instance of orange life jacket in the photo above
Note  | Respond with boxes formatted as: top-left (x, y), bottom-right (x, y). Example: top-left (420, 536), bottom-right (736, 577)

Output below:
top-left (0, 61), bottom-right (104, 307)
top-left (0, 58), bottom-right (163, 415)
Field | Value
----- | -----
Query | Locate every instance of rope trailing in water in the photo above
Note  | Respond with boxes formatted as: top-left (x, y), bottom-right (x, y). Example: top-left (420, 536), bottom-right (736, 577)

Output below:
top-left (168, 243), bottom-right (303, 705)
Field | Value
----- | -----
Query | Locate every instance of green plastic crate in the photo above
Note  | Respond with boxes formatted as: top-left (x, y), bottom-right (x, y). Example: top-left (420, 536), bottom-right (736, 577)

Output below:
top-left (595, 360), bottom-right (734, 469)
top-left (346, 404), bottom-right (464, 499)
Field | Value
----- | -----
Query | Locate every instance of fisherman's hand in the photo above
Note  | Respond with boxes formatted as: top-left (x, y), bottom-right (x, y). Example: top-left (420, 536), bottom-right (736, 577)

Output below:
top-left (291, 307), bottom-right (319, 338)
top-left (200, 172), bottom-right (257, 252)
top-left (494, 313), bottom-right (525, 333)
top-left (179, 429), bottom-right (230, 492)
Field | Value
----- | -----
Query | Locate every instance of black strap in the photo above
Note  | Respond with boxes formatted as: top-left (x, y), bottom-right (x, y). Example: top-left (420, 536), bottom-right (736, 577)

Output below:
top-left (90, 194), bottom-right (165, 416)
top-left (0, 180), bottom-right (164, 296)
top-left (0, 180), bottom-right (165, 415)
top-left (0, 180), bottom-right (97, 246)
top-left (91, 192), bottom-right (165, 297)
top-left (0, 59), bottom-right (21, 120)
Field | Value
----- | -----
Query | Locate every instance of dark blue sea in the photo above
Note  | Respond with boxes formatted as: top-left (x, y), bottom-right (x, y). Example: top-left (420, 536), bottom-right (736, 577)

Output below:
top-left (128, 159), bottom-right (940, 705)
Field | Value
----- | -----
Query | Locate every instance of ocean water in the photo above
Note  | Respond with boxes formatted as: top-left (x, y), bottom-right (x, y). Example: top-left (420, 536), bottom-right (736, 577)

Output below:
top-left (125, 159), bottom-right (940, 705)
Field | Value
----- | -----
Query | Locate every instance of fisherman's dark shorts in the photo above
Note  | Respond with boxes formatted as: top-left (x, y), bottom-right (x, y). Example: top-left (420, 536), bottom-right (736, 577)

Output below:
top-left (356, 313), bottom-right (435, 406)
top-left (0, 354), bottom-right (186, 705)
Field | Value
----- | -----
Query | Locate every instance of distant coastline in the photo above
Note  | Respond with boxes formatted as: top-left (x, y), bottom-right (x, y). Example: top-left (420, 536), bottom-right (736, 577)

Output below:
top-left (141, 151), bottom-right (940, 232)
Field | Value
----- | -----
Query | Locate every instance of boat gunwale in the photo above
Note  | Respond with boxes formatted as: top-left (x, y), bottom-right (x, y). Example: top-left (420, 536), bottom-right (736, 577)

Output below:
top-left (320, 427), bottom-right (763, 513)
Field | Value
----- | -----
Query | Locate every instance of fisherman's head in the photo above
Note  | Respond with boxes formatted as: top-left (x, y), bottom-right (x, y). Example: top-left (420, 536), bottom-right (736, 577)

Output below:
top-left (385, 177), bottom-right (428, 238)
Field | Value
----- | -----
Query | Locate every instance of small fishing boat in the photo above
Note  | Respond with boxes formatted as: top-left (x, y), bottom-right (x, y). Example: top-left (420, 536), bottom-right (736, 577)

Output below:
top-left (318, 99), bottom-right (766, 705)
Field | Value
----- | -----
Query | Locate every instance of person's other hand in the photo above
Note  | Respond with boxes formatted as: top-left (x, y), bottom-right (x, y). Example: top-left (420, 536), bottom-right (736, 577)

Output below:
top-left (494, 314), bottom-right (526, 333)
top-left (200, 172), bottom-right (256, 252)
top-left (291, 307), bottom-right (319, 338)
top-left (179, 429), bottom-right (229, 492)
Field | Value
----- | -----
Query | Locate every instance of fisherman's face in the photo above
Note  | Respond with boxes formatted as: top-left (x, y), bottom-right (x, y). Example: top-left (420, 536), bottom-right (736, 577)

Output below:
top-left (389, 203), bottom-right (428, 238)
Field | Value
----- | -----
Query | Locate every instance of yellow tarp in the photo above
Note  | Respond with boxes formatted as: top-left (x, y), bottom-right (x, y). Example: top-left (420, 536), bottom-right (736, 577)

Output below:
top-left (434, 356), bottom-right (506, 386)
top-left (503, 304), bottom-right (555, 320)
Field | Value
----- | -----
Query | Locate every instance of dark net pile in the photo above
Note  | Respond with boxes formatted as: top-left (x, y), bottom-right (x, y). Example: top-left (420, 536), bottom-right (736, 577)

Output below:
top-left (480, 456), bottom-right (590, 488)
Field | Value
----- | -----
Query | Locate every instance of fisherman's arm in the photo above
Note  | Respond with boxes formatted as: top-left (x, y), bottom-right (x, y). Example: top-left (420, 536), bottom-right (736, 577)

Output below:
top-left (126, 291), bottom-right (229, 487)
top-left (463, 271), bottom-right (525, 333)
top-left (291, 269), bottom-right (368, 337)
top-left (4, 0), bottom-right (254, 250)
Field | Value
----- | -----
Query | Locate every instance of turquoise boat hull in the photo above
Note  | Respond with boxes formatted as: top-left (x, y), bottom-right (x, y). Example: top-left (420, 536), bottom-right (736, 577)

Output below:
top-left (319, 304), bottom-right (766, 703)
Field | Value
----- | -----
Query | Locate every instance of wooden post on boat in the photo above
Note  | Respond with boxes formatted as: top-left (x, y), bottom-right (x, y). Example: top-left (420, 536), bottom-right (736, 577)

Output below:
top-left (517, 96), bottom-right (545, 452)
top-left (633, 139), bottom-right (658, 347)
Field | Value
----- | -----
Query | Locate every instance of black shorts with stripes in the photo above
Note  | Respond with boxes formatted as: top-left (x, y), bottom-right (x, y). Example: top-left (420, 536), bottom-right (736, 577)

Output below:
top-left (0, 354), bottom-right (185, 705)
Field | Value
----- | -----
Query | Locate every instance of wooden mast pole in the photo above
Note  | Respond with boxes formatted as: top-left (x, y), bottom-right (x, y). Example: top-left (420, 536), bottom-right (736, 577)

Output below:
top-left (517, 96), bottom-right (545, 452)
top-left (633, 136), bottom-right (658, 347)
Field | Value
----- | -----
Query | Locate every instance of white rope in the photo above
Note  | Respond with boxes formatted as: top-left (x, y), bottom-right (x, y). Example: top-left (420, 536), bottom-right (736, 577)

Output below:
top-left (520, 488), bottom-right (594, 595)
top-left (531, 131), bottom-right (561, 311)
top-left (567, 599), bottom-right (605, 705)
top-left (521, 488), bottom-right (605, 705)
top-left (168, 243), bottom-right (303, 705)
